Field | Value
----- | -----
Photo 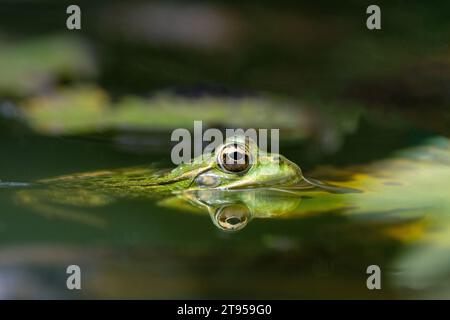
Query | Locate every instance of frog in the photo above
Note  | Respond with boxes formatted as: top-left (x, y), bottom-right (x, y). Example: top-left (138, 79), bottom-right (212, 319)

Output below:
top-left (10, 134), bottom-right (450, 239)
top-left (13, 135), bottom-right (329, 227)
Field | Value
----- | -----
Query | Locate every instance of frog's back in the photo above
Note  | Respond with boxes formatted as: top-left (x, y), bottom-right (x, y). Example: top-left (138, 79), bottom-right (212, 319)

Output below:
top-left (37, 166), bottom-right (174, 197)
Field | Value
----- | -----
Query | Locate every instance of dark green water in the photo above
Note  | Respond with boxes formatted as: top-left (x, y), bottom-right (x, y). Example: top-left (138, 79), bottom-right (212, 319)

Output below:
top-left (1, 0), bottom-right (450, 299)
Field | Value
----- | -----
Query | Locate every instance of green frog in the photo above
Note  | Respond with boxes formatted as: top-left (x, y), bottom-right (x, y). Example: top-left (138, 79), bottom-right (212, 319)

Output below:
top-left (13, 135), bottom-right (327, 227)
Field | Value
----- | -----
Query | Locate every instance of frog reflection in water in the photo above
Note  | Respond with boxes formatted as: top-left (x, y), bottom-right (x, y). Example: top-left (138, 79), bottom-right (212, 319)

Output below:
top-left (16, 135), bottom-right (327, 229)
top-left (13, 134), bottom-right (450, 239)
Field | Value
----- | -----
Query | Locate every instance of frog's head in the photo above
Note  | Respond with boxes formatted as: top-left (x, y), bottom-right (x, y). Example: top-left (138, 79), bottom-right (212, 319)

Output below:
top-left (162, 136), bottom-right (303, 191)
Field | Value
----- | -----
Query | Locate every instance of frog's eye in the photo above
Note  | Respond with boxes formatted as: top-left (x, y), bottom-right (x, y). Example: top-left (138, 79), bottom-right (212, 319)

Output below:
top-left (217, 143), bottom-right (252, 173)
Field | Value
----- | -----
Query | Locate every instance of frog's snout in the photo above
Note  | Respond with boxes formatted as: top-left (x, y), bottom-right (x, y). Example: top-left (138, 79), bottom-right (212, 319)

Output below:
top-left (280, 156), bottom-right (303, 181)
top-left (268, 155), bottom-right (304, 187)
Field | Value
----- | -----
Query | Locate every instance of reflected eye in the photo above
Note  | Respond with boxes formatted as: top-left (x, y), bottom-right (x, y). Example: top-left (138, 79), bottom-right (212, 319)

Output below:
top-left (218, 143), bottom-right (251, 173)
top-left (215, 204), bottom-right (251, 232)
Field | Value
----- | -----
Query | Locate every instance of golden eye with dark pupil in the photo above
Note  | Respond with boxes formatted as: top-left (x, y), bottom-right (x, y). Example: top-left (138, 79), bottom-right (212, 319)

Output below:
top-left (219, 144), bottom-right (251, 173)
